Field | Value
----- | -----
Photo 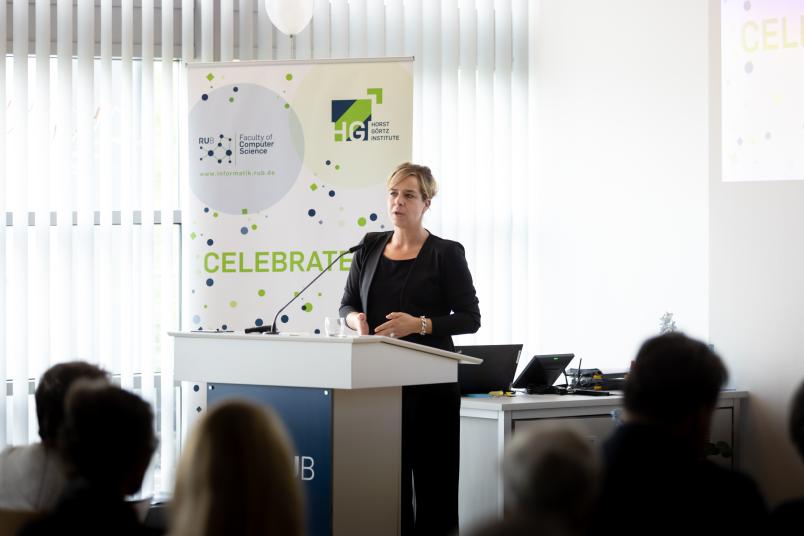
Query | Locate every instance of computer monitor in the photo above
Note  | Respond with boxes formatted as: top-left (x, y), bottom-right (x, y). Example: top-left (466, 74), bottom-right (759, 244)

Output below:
top-left (512, 354), bottom-right (575, 393)
top-left (456, 344), bottom-right (523, 396)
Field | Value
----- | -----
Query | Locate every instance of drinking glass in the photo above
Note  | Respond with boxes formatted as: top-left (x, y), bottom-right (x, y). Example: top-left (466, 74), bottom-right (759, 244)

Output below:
top-left (324, 316), bottom-right (346, 337)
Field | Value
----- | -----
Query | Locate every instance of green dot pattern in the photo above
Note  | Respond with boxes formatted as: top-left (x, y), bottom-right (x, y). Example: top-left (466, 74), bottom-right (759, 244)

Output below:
top-left (358, 217), bottom-right (367, 227)
top-left (258, 289), bottom-right (266, 297)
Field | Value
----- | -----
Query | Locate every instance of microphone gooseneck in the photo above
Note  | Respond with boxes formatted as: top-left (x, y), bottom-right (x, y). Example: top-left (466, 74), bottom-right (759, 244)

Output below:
top-left (265, 243), bottom-right (364, 335)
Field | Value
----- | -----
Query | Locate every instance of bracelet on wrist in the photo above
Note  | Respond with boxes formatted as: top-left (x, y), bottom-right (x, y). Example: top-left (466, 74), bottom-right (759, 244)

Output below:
top-left (419, 315), bottom-right (427, 336)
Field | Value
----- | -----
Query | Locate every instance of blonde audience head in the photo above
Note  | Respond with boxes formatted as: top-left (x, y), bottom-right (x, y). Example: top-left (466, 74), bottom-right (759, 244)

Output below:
top-left (170, 400), bottom-right (304, 536)
top-left (502, 423), bottom-right (599, 533)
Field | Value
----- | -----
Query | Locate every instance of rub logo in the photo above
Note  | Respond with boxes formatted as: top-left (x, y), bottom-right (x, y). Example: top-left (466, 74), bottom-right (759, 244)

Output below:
top-left (198, 134), bottom-right (233, 164)
top-left (331, 88), bottom-right (383, 142)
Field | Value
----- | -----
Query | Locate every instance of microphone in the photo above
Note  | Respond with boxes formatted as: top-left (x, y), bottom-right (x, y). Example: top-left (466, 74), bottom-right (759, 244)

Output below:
top-left (253, 243), bottom-right (364, 335)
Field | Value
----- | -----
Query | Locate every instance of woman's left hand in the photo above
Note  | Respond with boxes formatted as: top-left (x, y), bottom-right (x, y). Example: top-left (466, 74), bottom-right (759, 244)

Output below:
top-left (375, 312), bottom-right (420, 339)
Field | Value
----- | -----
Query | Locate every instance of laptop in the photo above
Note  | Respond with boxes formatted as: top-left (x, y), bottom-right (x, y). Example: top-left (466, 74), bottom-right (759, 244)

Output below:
top-left (456, 344), bottom-right (523, 396)
top-left (512, 353), bottom-right (575, 393)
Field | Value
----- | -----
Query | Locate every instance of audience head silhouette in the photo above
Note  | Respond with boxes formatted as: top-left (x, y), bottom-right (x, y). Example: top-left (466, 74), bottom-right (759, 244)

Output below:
top-left (769, 380), bottom-right (804, 532)
top-left (502, 423), bottom-right (599, 533)
top-left (790, 381), bottom-right (804, 460)
top-left (625, 332), bottom-right (727, 454)
top-left (170, 399), bottom-right (304, 536)
top-left (598, 333), bottom-right (767, 535)
top-left (59, 383), bottom-right (156, 497)
top-left (35, 361), bottom-right (108, 447)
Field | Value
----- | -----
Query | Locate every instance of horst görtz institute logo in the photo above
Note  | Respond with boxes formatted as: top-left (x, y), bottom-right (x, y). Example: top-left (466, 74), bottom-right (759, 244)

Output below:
top-left (331, 88), bottom-right (400, 143)
top-left (199, 134), bottom-right (234, 164)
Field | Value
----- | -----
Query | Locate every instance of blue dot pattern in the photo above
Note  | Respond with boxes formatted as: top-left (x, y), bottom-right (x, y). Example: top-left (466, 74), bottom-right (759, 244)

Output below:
top-left (255, 318), bottom-right (263, 326)
top-left (308, 209), bottom-right (316, 217)
top-left (241, 227), bottom-right (248, 235)
top-left (206, 278), bottom-right (214, 286)
top-left (370, 213), bottom-right (378, 221)
top-left (281, 315), bottom-right (289, 323)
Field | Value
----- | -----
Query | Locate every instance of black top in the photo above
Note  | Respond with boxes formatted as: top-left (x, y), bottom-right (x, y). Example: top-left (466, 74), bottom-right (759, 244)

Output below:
top-left (366, 255), bottom-right (415, 334)
top-left (598, 423), bottom-right (767, 535)
top-left (771, 498), bottom-right (804, 534)
top-left (340, 231), bottom-right (481, 351)
top-left (20, 479), bottom-right (159, 536)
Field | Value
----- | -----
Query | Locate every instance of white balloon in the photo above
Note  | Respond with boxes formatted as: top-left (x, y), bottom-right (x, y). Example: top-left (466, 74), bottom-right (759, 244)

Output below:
top-left (265, 0), bottom-right (314, 36)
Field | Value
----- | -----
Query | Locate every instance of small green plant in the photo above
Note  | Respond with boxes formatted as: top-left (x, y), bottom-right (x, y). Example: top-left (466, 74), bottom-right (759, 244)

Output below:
top-left (705, 440), bottom-right (733, 459)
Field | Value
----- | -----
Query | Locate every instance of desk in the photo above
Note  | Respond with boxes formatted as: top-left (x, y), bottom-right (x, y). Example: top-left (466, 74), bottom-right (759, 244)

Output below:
top-left (458, 390), bottom-right (747, 531)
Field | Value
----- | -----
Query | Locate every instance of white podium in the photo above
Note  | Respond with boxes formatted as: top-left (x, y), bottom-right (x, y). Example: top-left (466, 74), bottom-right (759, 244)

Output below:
top-left (169, 332), bottom-right (479, 536)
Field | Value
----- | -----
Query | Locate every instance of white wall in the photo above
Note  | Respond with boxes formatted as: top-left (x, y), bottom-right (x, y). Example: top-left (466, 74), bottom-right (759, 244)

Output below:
top-left (708, 2), bottom-right (804, 506)
top-left (710, 177), bottom-right (804, 505)
top-left (530, 0), bottom-right (710, 375)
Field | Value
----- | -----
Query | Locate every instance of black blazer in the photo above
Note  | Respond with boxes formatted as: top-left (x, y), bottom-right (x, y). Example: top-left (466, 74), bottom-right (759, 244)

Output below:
top-left (339, 231), bottom-right (481, 351)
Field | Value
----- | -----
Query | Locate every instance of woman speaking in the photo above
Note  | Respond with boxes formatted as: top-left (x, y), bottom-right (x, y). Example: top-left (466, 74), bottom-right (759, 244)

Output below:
top-left (340, 162), bottom-right (481, 534)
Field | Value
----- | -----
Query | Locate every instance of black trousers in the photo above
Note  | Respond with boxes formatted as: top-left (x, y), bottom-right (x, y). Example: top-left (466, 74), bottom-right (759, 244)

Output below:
top-left (401, 382), bottom-right (460, 536)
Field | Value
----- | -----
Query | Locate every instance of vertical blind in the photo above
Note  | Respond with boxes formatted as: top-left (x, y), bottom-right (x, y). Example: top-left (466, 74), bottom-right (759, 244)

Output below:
top-left (0, 0), bottom-right (535, 495)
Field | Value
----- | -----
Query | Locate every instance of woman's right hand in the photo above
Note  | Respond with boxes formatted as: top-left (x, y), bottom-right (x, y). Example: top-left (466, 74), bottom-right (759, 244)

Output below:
top-left (348, 312), bottom-right (369, 335)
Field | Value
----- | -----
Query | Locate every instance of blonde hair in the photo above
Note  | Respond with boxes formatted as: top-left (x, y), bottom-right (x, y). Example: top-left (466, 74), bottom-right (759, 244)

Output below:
top-left (170, 400), bottom-right (304, 536)
top-left (387, 162), bottom-right (438, 201)
top-left (502, 423), bottom-right (599, 523)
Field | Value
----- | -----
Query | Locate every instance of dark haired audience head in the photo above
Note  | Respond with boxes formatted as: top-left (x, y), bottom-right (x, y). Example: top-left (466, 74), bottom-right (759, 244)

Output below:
top-left (770, 380), bottom-right (804, 533)
top-left (59, 384), bottom-right (156, 497)
top-left (35, 361), bottom-right (108, 447)
top-left (0, 361), bottom-right (110, 513)
top-left (598, 333), bottom-right (766, 535)
top-left (625, 332), bottom-right (727, 456)
top-left (789, 381), bottom-right (804, 461)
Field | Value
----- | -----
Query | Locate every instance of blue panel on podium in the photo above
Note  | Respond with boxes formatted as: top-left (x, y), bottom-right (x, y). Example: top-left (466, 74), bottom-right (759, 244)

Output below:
top-left (207, 383), bottom-right (332, 536)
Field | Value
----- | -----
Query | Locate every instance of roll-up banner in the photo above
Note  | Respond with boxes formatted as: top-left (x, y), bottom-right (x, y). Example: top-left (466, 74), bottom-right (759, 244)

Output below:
top-left (185, 59), bottom-right (413, 333)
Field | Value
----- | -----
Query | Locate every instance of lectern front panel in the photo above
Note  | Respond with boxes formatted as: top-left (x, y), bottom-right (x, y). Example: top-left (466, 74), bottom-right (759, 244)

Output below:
top-left (208, 383), bottom-right (333, 536)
